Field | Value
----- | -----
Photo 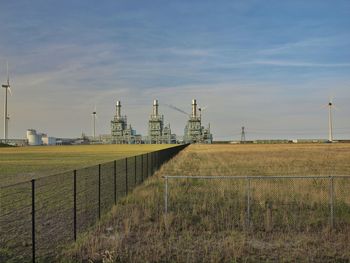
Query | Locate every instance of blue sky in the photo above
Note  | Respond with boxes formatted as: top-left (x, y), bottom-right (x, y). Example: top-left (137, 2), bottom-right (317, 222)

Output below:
top-left (0, 0), bottom-right (349, 140)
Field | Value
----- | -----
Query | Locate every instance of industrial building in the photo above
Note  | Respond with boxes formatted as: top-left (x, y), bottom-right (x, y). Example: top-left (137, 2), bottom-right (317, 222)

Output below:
top-left (183, 99), bottom-right (213, 144)
top-left (26, 129), bottom-right (56, 146)
top-left (0, 138), bottom-right (27, 146)
top-left (147, 100), bottom-right (176, 144)
top-left (42, 134), bottom-right (57, 145)
top-left (111, 101), bottom-right (142, 144)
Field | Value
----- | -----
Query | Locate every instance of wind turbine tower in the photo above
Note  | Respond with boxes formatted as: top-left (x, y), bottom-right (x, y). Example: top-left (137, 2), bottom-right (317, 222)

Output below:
top-left (92, 106), bottom-right (97, 140)
top-left (241, 126), bottom-right (246, 143)
top-left (328, 100), bottom-right (333, 143)
top-left (2, 62), bottom-right (11, 141)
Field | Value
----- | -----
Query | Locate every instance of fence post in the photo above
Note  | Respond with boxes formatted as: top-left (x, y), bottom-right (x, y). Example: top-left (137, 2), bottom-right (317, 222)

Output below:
top-left (73, 170), bottom-right (77, 241)
top-left (114, 160), bottom-right (117, 205)
top-left (164, 177), bottom-right (168, 214)
top-left (134, 156), bottom-right (137, 186)
top-left (330, 176), bottom-right (334, 229)
top-left (141, 154), bottom-right (144, 182)
top-left (98, 164), bottom-right (101, 220)
top-left (155, 152), bottom-right (157, 170)
top-left (125, 158), bottom-right (128, 195)
top-left (147, 153), bottom-right (149, 178)
top-left (246, 177), bottom-right (251, 228)
top-left (31, 179), bottom-right (36, 263)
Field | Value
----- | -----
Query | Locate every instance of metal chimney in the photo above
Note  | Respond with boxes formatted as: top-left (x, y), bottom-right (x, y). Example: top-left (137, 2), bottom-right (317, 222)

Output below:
top-left (192, 99), bottom-right (197, 118)
top-left (116, 101), bottom-right (121, 118)
top-left (153, 99), bottom-right (159, 117)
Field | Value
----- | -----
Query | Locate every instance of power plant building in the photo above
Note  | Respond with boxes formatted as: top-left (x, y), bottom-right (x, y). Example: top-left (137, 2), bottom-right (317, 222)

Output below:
top-left (147, 100), bottom-right (176, 144)
top-left (111, 101), bottom-right (141, 144)
top-left (183, 99), bottom-right (213, 144)
top-left (26, 129), bottom-right (56, 146)
top-left (110, 99), bottom-right (212, 144)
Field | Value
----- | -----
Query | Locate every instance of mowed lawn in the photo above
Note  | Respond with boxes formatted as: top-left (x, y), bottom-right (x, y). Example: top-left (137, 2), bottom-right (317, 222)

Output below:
top-left (0, 144), bottom-right (172, 187)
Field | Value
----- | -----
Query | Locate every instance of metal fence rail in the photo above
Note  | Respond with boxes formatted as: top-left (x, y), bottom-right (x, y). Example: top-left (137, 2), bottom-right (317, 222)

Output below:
top-left (0, 144), bottom-right (188, 263)
top-left (163, 175), bottom-right (350, 232)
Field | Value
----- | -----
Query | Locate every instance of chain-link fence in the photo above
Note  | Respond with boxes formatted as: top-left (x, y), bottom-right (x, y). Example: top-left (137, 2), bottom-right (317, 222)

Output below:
top-left (0, 144), bottom-right (188, 262)
top-left (163, 175), bottom-right (350, 233)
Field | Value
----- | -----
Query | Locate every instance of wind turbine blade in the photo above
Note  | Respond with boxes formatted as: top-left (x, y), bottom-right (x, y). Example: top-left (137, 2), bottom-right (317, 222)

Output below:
top-left (92, 104), bottom-right (97, 116)
top-left (8, 87), bottom-right (12, 96)
top-left (333, 105), bottom-right (340, 111)
top-left (6, 61), bottom-right (9, 84)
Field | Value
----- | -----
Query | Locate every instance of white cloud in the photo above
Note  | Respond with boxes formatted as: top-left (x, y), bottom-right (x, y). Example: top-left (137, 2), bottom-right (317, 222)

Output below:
top-left (246, 60), bottom-right (350, 68)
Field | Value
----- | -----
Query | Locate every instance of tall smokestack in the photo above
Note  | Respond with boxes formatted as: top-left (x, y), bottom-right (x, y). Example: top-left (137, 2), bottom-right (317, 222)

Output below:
top-left (153, 99), bottom-right (159, 117)
top-left (116, 101), bottom-right (121, 118)
top-left (192, 99), bottom-right (197, 117)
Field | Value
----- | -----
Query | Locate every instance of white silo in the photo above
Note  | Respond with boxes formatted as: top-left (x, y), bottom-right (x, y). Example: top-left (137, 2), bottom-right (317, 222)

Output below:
top-left (26, 129), bottom-right (41, 146)
top-left (42, 134), bottom-right (57, 145)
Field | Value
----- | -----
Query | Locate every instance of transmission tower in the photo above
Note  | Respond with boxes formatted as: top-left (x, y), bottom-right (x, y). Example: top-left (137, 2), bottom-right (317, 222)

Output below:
top-left (240, 126), bottom-right (246, 143)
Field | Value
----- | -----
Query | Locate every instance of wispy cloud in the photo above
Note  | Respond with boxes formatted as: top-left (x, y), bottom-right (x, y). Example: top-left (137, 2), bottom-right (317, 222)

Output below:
top-left (258, 37), bottom-right (344, 55)
top-left (246, 60), bottom-right (350, 68)
top-left (1, 0), bottom-right (350, 139)
top-left (164, 47), bottom-right (215, 57)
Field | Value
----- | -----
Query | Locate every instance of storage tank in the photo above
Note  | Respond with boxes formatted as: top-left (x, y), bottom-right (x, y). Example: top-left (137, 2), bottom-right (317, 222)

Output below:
top-left (26, 129), bottom-right (41, 146)
top-left (42, 135), bottom-right (56, 145)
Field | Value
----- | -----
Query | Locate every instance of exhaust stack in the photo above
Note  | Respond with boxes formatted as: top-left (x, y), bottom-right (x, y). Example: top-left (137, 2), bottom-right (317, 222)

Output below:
top-left (192, 99), bottom-right (197, 118)
top-left (153, 99), bottom-right (159, 117)
top-left (116, 101), bottom-right (121, 118)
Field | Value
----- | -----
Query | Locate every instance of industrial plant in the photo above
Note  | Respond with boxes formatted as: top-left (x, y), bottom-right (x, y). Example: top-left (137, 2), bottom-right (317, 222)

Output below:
top-left (26, 129), bottom-right (57, 146)
top-left (147, 100), bottom-right (176, 144)
top-left (2, 94), bottom-right (214, 145)
top-left (183, 99), bottom-right (213, 144)
top-left (111, 101), bottom-right (142, 144)
top-left (109, 99), bottom-right (212, 144)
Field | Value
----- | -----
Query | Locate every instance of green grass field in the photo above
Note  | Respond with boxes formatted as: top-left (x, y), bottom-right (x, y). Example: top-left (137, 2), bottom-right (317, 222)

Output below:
top-left (63, 144), bottom-right (350, 262)
top-left (0, 144), bottom-right (181, 262)
top-left (0, 144), bottom-right (171, 187)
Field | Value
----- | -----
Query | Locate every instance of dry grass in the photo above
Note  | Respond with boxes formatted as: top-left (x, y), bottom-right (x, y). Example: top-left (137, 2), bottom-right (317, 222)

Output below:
top-left (62, 144), bottom-right (350, 262)
top-left (162, 144), bottom-right (350, 176)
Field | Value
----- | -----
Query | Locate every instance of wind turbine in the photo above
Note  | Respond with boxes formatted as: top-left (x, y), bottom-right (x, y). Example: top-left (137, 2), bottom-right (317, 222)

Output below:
top-left (6, 114), bottom-right (10, 139)
top-left (2, 62), bottom-right (12, 141)
top-left (328, 98), bottom-right (334, 143)
top-left (92, 105), bottom-right (97, 140)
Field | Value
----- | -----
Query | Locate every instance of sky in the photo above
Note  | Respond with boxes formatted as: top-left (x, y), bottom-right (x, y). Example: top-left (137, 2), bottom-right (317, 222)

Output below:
top-left (0, 0), bottom-right (349, 140)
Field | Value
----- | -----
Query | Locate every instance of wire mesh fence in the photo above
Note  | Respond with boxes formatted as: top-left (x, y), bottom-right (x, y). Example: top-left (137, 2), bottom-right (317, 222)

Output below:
top-left (0, 181), bottom-right (32, 262)
top-left (163, 175), bottom-right (350, 233)
top-left (0, 144), bottom-right (188, 262)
